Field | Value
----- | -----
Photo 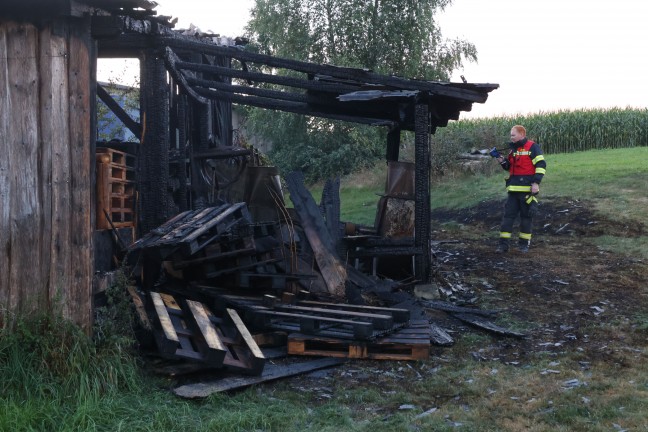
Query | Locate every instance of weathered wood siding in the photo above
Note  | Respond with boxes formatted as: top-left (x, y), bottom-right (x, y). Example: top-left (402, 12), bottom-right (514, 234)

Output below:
top-left (0, 18), bottom-right (94, 329)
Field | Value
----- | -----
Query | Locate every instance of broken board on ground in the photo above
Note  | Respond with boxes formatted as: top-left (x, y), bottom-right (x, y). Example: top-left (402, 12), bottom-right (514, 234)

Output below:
top-left (452, 313), bottom-right (527, 338)
top-left (173, 357), bottom-right (345, 398)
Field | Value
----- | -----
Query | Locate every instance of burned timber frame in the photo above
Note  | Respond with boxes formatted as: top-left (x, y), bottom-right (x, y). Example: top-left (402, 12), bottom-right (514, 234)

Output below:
top-left (95, 13), bottom-right (497, 283)
top-left (0, 0), bottom-right (497, 330)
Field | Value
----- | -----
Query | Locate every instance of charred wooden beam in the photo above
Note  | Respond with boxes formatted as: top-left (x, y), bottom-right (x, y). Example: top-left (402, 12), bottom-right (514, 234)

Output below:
top-left (386, 126), bottom-right (401, 162)
top-left (83, 0), bottom-right (158, 11)
top-left (139, 50), bottom-right (171, 234)
top-left (350, 246), bottom-right (422, 258)
top-left (161, 37), bottom-right (495, 103)
top-left (191, 86), bottom-right (396, 128)
top-left (285, 171), bottom-right (346, 298)
top-left (173, 357), bottom-right (344, 398)
top-left (414, 103), bottom-right (431, 283)
top-left (173, 57), bottom-right (361, 94)
top-left (186, 76), bottom-right (307, 104)
top-left (96, 83), bottom-right (142, 140)
top-left (320, 177), bottom-right (341, 254)
top-left (175, 94), bottom-right (189, 211)
top-left (163, 47), bottom-right (486, 131)
top-left (296, 300), bottom-right (410, 322)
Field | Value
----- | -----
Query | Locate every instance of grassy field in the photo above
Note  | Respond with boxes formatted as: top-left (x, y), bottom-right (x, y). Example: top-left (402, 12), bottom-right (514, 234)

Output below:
top-left (336, 147), bottom-right (648, 239)
top-left (1, 147), bottom-right (647, 431)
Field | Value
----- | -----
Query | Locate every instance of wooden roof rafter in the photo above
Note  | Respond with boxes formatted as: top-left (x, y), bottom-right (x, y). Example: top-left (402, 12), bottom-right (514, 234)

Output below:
top-left (161, 41), bottom-right (498, 131)
top-left (164, 48), bottom-right (396, 128)
top-left (161, 37), bottom-right (495, 103)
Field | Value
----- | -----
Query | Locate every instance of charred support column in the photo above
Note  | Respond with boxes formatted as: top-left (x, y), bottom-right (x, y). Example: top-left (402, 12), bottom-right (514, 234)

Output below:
top-left (414, 103), bottom-right (431, 282)
top-left (176, 94), bottom-right (189, 212)
top-left (139, 50), bottom-right (170, 234)
top-left (386, 126), bottom-right (401, 162)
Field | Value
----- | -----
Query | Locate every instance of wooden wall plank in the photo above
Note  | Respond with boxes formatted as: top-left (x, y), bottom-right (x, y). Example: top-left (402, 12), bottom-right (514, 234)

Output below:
top-left (65, 17), bottom-right (93, 328)
top-left (39, 21), bottom-right (69, 312)
top-left (5, 22), bottom-right (44, 317)
top-left (0, 25), bottom-right (11, 321)
top-left (0, 18), bottom-right (93, 329)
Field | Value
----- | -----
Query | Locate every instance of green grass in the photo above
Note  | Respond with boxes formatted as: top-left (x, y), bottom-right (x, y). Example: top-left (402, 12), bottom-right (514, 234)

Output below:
top-left (300, 146), bottom-right (648, 228)
top-left (2, 315), bottom-right (648, 431)
top-left (335, 146), bottom-right (648, 258)
top-left (2, 147), bottom-right (648, 431)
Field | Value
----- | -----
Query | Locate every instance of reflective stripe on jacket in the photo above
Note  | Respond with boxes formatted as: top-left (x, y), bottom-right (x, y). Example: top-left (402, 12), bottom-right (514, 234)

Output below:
top-left (502, 139), bottom-right (546, 192)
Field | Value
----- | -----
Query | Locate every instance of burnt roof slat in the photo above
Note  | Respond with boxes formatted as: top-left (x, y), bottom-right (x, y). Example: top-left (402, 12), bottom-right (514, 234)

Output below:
top-left (164, 47), bottom-right (396, 127)
top-left (80, 0), bottom-right (158, 11)
top-left (163, 46), bottom-right (496, 131)
top-left (191, 87), bottom-right (397, 128)
top-left (185, 76), bottom-right (308, 104)
top-left (173, 58), bottom-right (361, 94)
top-left (161, 37), bottom-right (498, 103)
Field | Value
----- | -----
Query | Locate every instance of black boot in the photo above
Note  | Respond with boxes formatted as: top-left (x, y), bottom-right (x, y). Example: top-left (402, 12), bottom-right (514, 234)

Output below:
top-left (518, 239), bottom-right (529, 253)
top-left (496, 239), bottom-right (509, 253)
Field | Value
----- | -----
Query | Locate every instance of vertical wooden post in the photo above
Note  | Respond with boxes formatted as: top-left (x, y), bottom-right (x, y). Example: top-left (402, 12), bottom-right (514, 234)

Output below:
top-left (414, 103), bottom-right (431, 282)
top-left (386, 126), bottom-right (401, 162)
top-left (140, 50), bottom-right (170, 234)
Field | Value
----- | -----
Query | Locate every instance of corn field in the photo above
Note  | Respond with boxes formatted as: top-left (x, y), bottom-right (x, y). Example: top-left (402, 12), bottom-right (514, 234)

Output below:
top-left (432, 107), bottom-right (648, 155)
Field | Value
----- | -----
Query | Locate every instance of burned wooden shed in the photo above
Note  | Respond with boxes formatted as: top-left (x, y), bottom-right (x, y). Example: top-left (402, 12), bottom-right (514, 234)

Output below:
top-left (0, 0), bottom-right (498, 331)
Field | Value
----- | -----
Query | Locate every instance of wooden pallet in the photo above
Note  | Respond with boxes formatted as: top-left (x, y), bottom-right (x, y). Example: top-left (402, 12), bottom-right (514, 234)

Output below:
top-left (236, 271), bottom-right (314, 290)
top-left (172, 236), bottom-right (257, 270)
top-left (147, 291), bottom-right (265, 374)
top-left (287, 320), bottom-right (431, 361)
top-left (96, 147), bottom-right (136, 229)
top-left (97, 146), bottom-right (136, 169)
top-left (211, 292), bottom-right (410, 340)
top-left (131, 203), bottom-right (252, 257)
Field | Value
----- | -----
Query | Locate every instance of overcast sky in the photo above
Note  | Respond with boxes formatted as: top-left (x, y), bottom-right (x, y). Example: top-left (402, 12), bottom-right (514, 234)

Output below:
top-left (99, 0), bottom-right (648, 119)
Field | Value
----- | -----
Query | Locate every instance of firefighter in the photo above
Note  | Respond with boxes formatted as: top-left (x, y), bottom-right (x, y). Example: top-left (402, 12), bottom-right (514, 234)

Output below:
top-left (489, 125), bottom-right (546, 253)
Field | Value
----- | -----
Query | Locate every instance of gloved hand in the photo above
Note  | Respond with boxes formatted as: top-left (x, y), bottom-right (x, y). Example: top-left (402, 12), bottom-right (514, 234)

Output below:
top-left (525, 194), bottom-right (539, 218)
top-left (489, 147), bottom-right (501, 158)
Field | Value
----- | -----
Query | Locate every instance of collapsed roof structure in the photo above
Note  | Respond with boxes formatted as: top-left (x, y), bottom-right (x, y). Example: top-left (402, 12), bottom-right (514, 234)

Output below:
top-left (90, 0), bottom-right (498, 282)
top-left (0, 0), bottom-right (498, 338)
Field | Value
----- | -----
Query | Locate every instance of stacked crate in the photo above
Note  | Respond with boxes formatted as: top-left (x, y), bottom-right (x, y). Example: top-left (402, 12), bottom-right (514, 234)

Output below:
top-left (96, 147), bottom-right (136, 230)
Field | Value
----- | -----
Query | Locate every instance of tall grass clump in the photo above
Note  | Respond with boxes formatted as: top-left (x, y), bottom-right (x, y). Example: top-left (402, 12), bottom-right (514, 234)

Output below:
top-left (434, 107), bottom-right (648, 156)
top-left (0, 314), bottom-right (138, 401)
top-left (0, 270), bottom-right (143, 403)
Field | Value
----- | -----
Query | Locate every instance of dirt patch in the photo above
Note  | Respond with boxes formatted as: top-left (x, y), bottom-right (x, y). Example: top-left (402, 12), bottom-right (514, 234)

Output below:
top-left (428, 196), bottom-right (648, 364)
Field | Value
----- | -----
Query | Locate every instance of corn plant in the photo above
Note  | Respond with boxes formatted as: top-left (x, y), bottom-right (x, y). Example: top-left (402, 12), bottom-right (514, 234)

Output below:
top-left (434, 107), bottom-right (648, 155)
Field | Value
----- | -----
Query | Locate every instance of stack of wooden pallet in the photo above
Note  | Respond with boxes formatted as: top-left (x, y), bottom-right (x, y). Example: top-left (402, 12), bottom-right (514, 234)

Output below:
top-left (96, 147), bottom-right (136, 230)
top-left (137, 290), bottom-right (266, 374)
top-left (129, 202), bottom-right (317, 292)
top-left (210, 293), bottom-right (431, 361)
top-left (132, 286), bottom-right (431, 372)
top-left (128, 203), bottom-right (433, 373)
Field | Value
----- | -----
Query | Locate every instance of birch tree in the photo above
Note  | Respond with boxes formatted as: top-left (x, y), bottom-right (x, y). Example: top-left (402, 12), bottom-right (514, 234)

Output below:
top-left (243, 0), bottom-right (477, 181)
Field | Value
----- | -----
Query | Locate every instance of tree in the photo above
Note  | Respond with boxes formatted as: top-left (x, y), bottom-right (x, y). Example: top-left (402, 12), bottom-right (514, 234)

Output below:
top-left (243, 0), bottom-right (477, 182)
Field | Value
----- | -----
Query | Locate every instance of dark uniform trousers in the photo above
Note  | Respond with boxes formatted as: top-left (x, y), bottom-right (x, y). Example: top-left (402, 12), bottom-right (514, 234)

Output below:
top-left (501, 192), bottom-right (532, 239)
